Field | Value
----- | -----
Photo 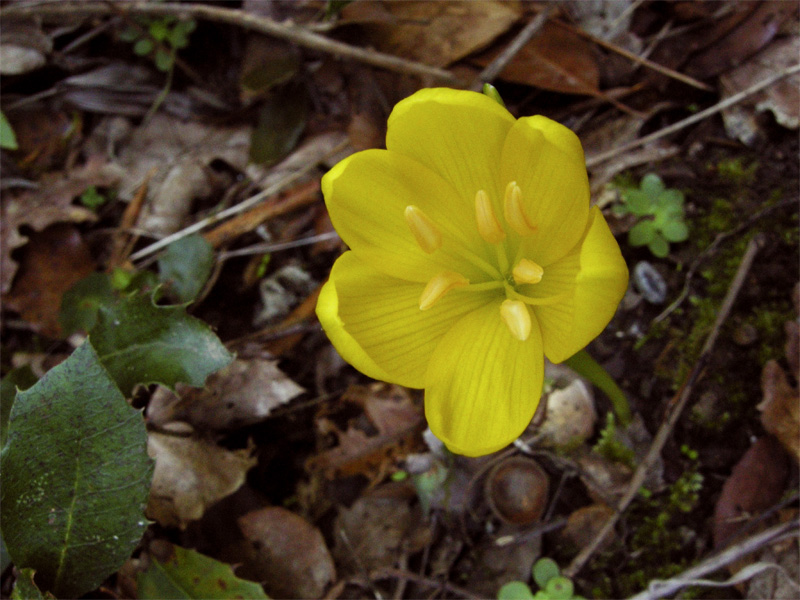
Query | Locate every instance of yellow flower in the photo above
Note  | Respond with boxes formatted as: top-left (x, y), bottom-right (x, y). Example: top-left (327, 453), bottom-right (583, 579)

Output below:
top-left (316, 88), bottom-right (628, 457)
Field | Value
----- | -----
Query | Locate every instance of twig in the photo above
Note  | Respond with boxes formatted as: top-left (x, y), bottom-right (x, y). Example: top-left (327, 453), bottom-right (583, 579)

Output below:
top-left (563, 234), bottom-right (766, 578)
top-left (627, 519), bottom-right (800, 600)
top-left (1, 1), bottom-right (461, 85)
top-left (470, 6), bottom-right (552, 91)
top-left (219, 231), bottom-right (340, 260)
top-left (585, 63), bottom-right (800, 168)
top-left (371, 567), bottom-right (484, 600)
top-left (554, 18), bottom-right (712, 92)
top-left (654, 198), bottom-right (797, 324)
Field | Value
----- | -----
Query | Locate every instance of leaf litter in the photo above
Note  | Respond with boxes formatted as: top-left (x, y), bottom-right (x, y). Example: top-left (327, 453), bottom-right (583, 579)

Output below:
top-left (1, 1), bottom-right (799, 598)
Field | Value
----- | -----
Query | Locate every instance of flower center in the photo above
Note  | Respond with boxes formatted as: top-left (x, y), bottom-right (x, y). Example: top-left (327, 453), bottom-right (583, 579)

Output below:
top-left (407, 183), bottom-right (566, 341)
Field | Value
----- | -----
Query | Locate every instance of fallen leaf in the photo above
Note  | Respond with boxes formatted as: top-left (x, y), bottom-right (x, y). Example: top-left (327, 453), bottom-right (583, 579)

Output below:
top-left (346, 383), bottom-right (423, 437)
top-left (1, 156), bottom-right (118, 293)
top-left (3, 224), bottom-right (95, 337)
top-left (713, 436), bottom-right (790, 548)
top-left (340, 0), bottom-right (521, 68)
top-left (759, 360), bottom-right (800, 462)
top-left (473, 21), bottom-right (600, 95)
top-left (559, 503), bottom-right (617, 552)
top-left (236, 507), bottom-right (336, 599)
top-left (146, 432), bottom-right (256, 529)
top-left (147, 358), bottom-right (304, 431)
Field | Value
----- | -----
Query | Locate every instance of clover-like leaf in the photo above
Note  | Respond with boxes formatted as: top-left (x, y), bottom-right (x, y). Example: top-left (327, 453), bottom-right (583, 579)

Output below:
top-left (661, 219), bottom-right (689, 242)
top-left (640, 173), bottom-right (664, 198)
top-left (91, 291), bottom-right (233, 396)
top-left (648, 234), bottom-right (670, 258)
top-left (498, 581), bottom-right (536, 600)
top-left (1, 342), bottom-right (152, 599)
top-left (622, 189), bottom-right (653, 216)
top-left (532, 557), bottom-right (560, 589)
top-left (628, 220), bottom-right (657, 246)
top-left (544, 576), bottom-right (574, 600)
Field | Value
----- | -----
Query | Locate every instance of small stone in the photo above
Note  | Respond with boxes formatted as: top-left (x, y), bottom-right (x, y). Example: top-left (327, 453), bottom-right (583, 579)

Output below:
top-left (633, 261), bottom-right (667, 304)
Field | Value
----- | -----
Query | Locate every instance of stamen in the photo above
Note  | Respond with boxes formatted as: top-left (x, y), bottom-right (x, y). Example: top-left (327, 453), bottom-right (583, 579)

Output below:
top-left (405, 205), bottom-right (442, 254)
top-left (475, 189), bottom-right (505, 244)
top-left (503, 182), bottom-right (537, 236)
top-left (512, 258), bottom-right (544, 285)
top-left (419, 271), bottom-right (469, 310)
top-left (500, 299), bottom-right (532, 341)
top-left (506, 287), bottom-right (573, 306)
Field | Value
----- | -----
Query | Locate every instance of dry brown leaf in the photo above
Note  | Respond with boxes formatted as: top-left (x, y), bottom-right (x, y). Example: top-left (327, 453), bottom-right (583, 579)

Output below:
top-left (346, 383), bottom-right (422, 437)
top-left (3, 224), bottom-right (95, 338)
top-left (147, 358), bottom-right (304, 431)
top-left (759, 360), bottom-right (800, 462)
top-left (339, 0), bottom-right (521, 68)
top-left (236, 507), bottom-right (336, 599)
top-left (146, 432), bottom-right (256, 529)
top-left (1, 156), bottom-right (118, 293)
top-left (712, 436), bottom-right (790, 548)
top-left (473, 21), bottom-right (600, 95)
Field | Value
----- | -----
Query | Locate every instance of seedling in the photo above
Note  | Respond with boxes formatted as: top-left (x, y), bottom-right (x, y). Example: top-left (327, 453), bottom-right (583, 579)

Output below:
top-left (613, 173), bottom-right (689, 258)
top-left (118, 16), bottom-right (196, 73)
top-left (498, 558), bottom-right (585, 600)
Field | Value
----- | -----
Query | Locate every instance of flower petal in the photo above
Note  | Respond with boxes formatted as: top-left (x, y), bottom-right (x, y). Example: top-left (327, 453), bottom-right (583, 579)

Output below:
top-left (316, 252), bottom-right (496, 388)
top-left (500, 115), bottom-right (591, 266)
top-left (424, 302), bottom-right (544, 456)
top-left (386, 88), bottom-right (516, 209)
top-left (322, 149), bottom-right (494, 282)
top-left (532, 207), bottom-right (629, 363)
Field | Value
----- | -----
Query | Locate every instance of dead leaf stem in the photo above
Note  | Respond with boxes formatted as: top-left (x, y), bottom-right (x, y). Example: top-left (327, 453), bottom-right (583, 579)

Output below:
top-left (564, 234), bottom-right (766, 579)
top-left (586, 63), bottom-right (800, 167)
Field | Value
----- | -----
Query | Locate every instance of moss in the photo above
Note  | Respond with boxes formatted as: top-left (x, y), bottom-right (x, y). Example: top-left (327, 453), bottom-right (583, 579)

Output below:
top-left (716, 157), bottom-right (758, 186)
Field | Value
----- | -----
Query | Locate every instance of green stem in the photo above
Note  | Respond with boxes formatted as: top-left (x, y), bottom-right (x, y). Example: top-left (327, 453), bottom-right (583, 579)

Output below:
top-left (563, 349), bottom-right (631, 426)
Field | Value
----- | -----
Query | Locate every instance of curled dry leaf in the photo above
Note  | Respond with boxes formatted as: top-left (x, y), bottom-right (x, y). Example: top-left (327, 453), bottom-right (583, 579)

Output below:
top-left (713, 436), bottom-right (790, 548)
top-left (759, 360), bottom-right (799, 462)
top-left (3, 224), bottom-right (94, 338)
top-left (146, 432), bottom-right (256, 529)
top-left (236, 506), bottom-right (336, 599)
top-left (147, 359), bottom-right (304, 431)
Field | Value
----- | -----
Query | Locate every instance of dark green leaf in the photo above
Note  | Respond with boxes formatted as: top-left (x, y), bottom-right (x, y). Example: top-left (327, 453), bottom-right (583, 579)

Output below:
top-left (498, 581), bottom-right (535, 600)
top-left (158, 234), bottom-right (214, 304)
top-left (628, 220), bottom-right (656, 246)
top-left (649, 234), bottom-right (670, 258)
top-left (117, 26), bottom-right (140, 43)
top-left (134, 38), bottom-right (154, 56)
top-left (155, 48), bottom-right (173, 72)
top-left (640, 173), bottom-right (664, 198)
top-left (622, 190), bottom-right (652, 216)
top-left (661, 219), bottom-right (689, 242)
top-left (149, 20), bottom-right (170, 42)
top-left (249, 85), bottom-right (308, 166)
top-left (169, 20), bottom-right (196, 49)
top-left (59, 272), bottom-right (115, 336)
top-left (1, 111), bottom-right (18, 150)
top-left (11, 569), bottom-right (48, 600)
top-left (564, 350), bottom-right (631, 426)
top-left (532, 557), bottom-right (560, 589)
top-left (0, 342), bottom-right (152, 599)
top-left (137, 544), bottom-right (269, 599)
top-left (1, 366), bottom-right (37, 448)
top-left (91, 292), bottom-right (233, 396)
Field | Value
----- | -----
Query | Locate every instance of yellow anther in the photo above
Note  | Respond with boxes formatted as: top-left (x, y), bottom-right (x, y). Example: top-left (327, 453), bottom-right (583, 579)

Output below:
top-left (500, 299), bottom-right (532, 341)
top-left (503, 181), bottom-right (537, 236)
top-left (405, 205), bottom-right (442, 254)
top-left (419, 271), bottom-right (469, 310)
top-left (475, 189), bottom-right (506, 244)
top-left (512, 258), bottom-right (544, 285)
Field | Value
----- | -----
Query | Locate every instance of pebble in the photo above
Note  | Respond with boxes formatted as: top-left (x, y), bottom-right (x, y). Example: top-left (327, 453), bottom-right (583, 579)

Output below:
top-left (633, 261), bottom-right (668, 304)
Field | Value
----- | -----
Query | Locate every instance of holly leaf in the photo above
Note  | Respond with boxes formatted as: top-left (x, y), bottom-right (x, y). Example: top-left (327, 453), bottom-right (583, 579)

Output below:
top-left (157, 234), bottom-right (214, 304)
top-left (0, 342), bottom-right (153, 599)
top-left (91, 291), bottom-right (233, 396)
top-left (137, 543), bottom-right (269, 599)
top-left (59, 272), bottom-right (115, 335)
top-left (0, 365), bottom-right (37, 447)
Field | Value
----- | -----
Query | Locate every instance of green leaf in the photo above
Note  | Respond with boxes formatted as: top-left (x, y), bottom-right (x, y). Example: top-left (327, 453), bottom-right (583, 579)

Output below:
top-left (532, 557), bottom-right (560, 589)
top-left (640, 173), bottom-right (664, 198)
top-left (648, 234), bottom-right (670, 258)
top-left (154, 48), bottom-right (173, 72)
top-left (622, 190), bottom-right (652, 216)
top-left (169, 19), bottom-right (196, 49)
top-left (79, 185), bottom-right (106, 210)
top-left (1, 366), bottom-right (37, 448)
top-left (628, 220), bottom-right (656, 246)
top-left (134, 37), bottom-right (154, 55)
top-left (482, 83), bottom-right (506, 107)
top-left (158, 234), bottom-right (214, 303)
top-left (11, 568), bottom-right (51, 600)
top-left (1, 111), bottom-right (18, 150)
top-left (564, 350), bottom-right (631, 426)
top-left (249, 84), bottom-right (308, 166)
top-left (0, 342), bottom-right (152, 599)
top-left (149, 20), bottom-right (170, 42)
top-left (59, 272), bottom-right (116, 336)
top-left (544, 576), bottom-right (574, 600)
top-left (658, 188), bottom-right (684, 211)
top-left (117, 26), bottom-right (140, 43)
top-left (91, 291), bottom-right (233, 396)
top-left (498, 581), bottom-right (535, 600)
top-left (137, 544), bottom-right (269, 599)
top-left (661, 219), bottom-right (689, 242)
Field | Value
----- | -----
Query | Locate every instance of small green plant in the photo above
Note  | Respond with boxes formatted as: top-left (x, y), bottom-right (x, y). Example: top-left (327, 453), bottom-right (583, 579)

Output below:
top-left (79, 185), bottom-right (107, 210)
top-left (498, 558), bottom-right (585, 600)
top-left (119, 16), bottom-right (196, 73)
top-left (592, 412), bottom-right (636, 469)
top-left (613, 173), bottom-right (689, 258)
top-left (0, 110), bottom-right (18, 150)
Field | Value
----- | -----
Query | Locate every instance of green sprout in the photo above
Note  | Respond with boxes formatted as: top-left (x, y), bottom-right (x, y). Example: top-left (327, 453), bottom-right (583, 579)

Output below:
top-left (613, 173), bottom-right (689, 258)
top-left (498, 558), bottom-right (586, 600)
top-left (119, 16), bottom-right (196, 73)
